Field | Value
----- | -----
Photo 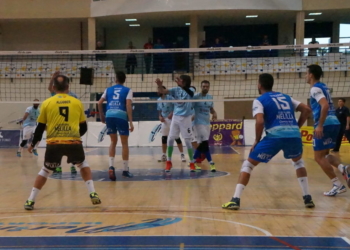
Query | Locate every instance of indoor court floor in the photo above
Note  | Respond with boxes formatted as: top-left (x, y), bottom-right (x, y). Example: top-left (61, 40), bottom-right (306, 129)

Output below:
top-left (0, 145), bottom-right (350, 249)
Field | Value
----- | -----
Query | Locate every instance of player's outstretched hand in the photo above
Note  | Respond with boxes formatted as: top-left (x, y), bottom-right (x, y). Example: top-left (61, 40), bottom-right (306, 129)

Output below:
top-left (155, 78), bottom-right (163, 86)
top-left (28, 145), bottom-right (34, 154)
top-left (129, 122), bottom-right (134, 132)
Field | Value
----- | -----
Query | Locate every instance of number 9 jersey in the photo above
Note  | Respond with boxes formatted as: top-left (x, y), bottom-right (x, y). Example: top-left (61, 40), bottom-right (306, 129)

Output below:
top-left (37, 93), bottom-right (86, 143)
top-left (102, 84), bottom-right (133, 120)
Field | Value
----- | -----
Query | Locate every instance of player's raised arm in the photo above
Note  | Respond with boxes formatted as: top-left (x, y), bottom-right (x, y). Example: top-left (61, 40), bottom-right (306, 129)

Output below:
top-left (48, 71), bottom-right (60, 93)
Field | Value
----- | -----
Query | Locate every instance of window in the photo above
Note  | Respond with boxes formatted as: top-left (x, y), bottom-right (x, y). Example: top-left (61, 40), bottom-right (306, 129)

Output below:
top-left (294, 37), bottom-right (331, 56)
top-left (340, 24), bottom-right (350, 51)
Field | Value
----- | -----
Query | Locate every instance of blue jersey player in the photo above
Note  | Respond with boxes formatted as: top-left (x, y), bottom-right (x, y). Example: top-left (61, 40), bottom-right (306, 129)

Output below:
top-left (306, 64), bottom-right (350, 195)
top-left (222, 73), bottom-right (315, 210)
top-left (98, 71), bottom-right (134, 181)
top-left (156, 75), bottom-right (196, 172)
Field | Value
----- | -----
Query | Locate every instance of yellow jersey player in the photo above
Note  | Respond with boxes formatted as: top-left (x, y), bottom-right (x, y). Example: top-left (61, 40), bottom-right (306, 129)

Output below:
top-left (24, 75), bottom-right (101, 210)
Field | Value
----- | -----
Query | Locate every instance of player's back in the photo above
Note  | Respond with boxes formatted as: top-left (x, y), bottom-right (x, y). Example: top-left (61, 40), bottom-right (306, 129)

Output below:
top-left (105, 84), bottom-right (131, 120)
top-left (39, 94), bottom-right (85, 142)
top-left (255, 92), bottom-right (300, 138)
top-left (310, 82), bottom-right (339, 127)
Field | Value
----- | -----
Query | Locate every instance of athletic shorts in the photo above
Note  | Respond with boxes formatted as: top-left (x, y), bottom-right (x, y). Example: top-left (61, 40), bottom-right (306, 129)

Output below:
top-left (249, 137), bottom-right (303, 163)
top-left (194, 124), bottom-right (210, 143)
top-left (169, 115), bottom-right (192, 139)
top-left (313, 124), bottom-right (340, 151)
top-left (44, 144), bottom-right (85, 170)
top-left (191, 125), bottom-right (197, 143)
top-left (161, 118), bottom-right (172, 136)
top-left (22, 126), bottom-right (36, 140)
top-left (106, 117), bottom-right (129, 136)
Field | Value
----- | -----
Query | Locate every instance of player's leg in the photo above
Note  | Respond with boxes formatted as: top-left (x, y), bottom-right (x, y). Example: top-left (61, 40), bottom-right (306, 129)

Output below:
top-left (326, 154), bottom-right (350, 188)
top-left (116, 118), bottom-right (133, 178)
top-left (24, 145), bottom-right (61, 210)
top-left (222, 137), bottom-right (279, 210)
top-left (17, 126), bottom-right (31, 157)
top-left (67, 144), bottom-right (101, 205)
top-left (175, 138), bottom-right (186, 162)
top-left (106, 117), bottom-right (118, 181)
top-left (166, 116), bottom-right (180, 172)
top-left (160, 119), bottom-right (170, 162)
top-left (194, 125), bottom-right (214, 171)
top-left (332, 125), bottom-right (345, 152)
top-left (179, 116), bottom-right (196, 172)
top-left (313, 125), bottom-right (346, 196)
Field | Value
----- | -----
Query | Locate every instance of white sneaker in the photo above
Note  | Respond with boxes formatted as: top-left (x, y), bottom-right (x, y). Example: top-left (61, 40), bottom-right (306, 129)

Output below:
top-left (161, 155), bottom-right (167, 162)
top-left (181, 154), bottom-right (186, 162)
top-left (342, 165), bottom-right (350, 188)
top-left (324, 184), bottom-right (346, 196)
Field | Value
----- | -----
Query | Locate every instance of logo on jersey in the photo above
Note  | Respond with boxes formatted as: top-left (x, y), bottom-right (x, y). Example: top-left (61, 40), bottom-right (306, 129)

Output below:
top-left (257, 153), bottom-right (272, 160)
top-left (323, 138), bottom-right (333, 145)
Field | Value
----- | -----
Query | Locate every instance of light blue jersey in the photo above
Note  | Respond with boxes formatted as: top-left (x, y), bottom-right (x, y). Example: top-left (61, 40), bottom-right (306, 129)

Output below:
top-left (23, 106), bottom-right (40, 127)
top-left (157, 95), bottom-right (174, 118)
top-left (310, 82), bottom-right (340, 127)
top-left (193, 93), bottom-right (213, 125)
top-left (253, 92), bottom-right (300, 138)
top-left (103, 84), bottom-right (133, 120)
top-left (168, 87), bottom-right (195, 117)
top-left (51, 91), bottom-right (78, 98)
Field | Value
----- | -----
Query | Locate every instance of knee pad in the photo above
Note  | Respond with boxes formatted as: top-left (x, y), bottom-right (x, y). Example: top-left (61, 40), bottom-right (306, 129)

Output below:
top-left (20, 140), bottom-right (28, 147)
top-left (162, 136), bottom-right (168, 144)
top-left (201, 141), bottom-right (209, 152)
top-left (75, 161), bottom-right (89, 169)
top-left (292, 159), bottom-right (305, 170)
top-left (175, 138), bottom-right (182, 144)
top-left (38, 166), bottom-right (52, 178)
top-left (184, 138), bottom-right (192, 149)
top-left (241, 160), bottom-right (255, 174)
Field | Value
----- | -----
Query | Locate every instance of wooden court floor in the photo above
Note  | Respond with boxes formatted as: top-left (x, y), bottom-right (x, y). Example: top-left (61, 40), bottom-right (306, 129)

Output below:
top-left (0, 145), bottom-right (350, 248)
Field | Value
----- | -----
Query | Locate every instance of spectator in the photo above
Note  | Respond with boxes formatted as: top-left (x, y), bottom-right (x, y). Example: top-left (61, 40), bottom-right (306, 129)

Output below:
top-left (332, 98), bottom-right (350, 152)
top-left (308, 37), bottom-right (319, 56)
top-left (125, 42), bottom-right (137, 74)
top-left (143, 38), bottom-right (153, 74)
top-left (95, 41), bottom-right (106, 61)
top-left (213, 38), bottom-right (222, 47)
top-left (153, 39), bottom-right (165, 73)
top-left (199, 40), bottom-right (207, 59)
top-left (262, 35), bottom-right (270, 46)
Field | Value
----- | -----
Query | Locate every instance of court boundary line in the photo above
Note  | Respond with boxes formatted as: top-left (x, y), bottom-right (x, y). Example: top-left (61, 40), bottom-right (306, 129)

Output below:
top-left (342, 237), bottom-right (350, 245)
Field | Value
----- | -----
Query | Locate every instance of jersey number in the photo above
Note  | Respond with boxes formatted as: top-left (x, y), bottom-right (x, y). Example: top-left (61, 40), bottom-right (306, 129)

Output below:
top-left (59, 107), bottom-right (69, 121)
top-left (113, 90), bottom-right (121, 100)
top-left (272, 97), bottom-right (290, 110)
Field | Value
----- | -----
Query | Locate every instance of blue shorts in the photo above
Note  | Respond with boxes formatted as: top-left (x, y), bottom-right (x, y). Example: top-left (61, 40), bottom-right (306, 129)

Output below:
top-left (249, 137), bottom-right (303, 163)
top-left (106, 117), bottom-right (129, 136)
top-left (313, 124), bottom-right (340, 151)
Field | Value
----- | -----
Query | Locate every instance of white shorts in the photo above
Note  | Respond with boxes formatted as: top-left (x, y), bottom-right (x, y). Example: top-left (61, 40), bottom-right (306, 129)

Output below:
top-left (191, 126), bottom-right (197, 143)
top-left (23, 126), bottom-right (36, 140)
top-left (161, 118), bottom-right (172, 136)
top-left (193, 124), bottom-right (211, 143)
top-left (169, 115), bottom-right (192, 139)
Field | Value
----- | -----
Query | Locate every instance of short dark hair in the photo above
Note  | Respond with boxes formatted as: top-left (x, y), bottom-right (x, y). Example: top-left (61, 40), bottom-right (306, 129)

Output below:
top-left (339, 98), bottom-right (346, 103)
top-left (307, 64), bottom-right (323, 80)
top-left (116, 71), bottom-right (126, 84)
top-left (180, 75), bottom-right (191, 88)
top-left (201, 80), bottom-right (210, 86)
top-left (54, 75), bottom-right (69, 91)
top-left (259, 73), bottom-right (274, 91)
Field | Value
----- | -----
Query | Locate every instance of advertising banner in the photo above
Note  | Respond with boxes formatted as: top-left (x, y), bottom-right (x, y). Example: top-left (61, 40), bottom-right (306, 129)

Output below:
top-left (0, 130), bottom-right (20, 148)
top-left (209, 120), bottom-right (244, 146)
top-left (301, 126), bottom-right (350, 146)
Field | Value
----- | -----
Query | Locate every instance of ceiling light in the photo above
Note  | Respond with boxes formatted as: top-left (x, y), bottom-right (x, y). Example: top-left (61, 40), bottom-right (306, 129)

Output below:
top-left (246, 15), bottom-right (258, 18)
top-left (185, 23), bottom-right (191, 26)
top-left (309, 13), bottom-right (322, 15)
top-left (129, 24), bottom-right (140, 27)
top-left (125, 19), bottom-right (137, 21)
top-left (305, 19), bottom-right (315, 21)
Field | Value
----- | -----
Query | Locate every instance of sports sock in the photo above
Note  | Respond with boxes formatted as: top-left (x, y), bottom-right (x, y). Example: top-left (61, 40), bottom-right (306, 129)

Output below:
top-left (233, 184), bottom-right (245, 198)
top-left (109, 157), bottom-right (114, 167)
top-left (85, 180), bottom-right (96, 193)
top-left (297, 177), bottom-right (309, 196)
top-left (28, 187), bottom-right (40, 201)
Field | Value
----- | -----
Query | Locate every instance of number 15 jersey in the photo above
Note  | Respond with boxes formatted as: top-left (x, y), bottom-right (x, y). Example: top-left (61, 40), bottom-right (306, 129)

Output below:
top-left (252, 92), bottom-right (301, 138)
top-left (37, 94), bottom-right (86, 143)
top-left (102, 84), bottom-right (133, 120)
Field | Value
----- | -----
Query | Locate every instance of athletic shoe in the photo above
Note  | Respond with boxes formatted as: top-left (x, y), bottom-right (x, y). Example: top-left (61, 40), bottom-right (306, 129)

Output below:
top-left (342, 165), bottom-right (350, 188)
top-left (189, 163), bottom-right (196, 172)
top-left (17, 151), bottom-right (21, 157)
top-left (165, 161), bottom-right (172, 172)
top-left (222, 197), bottom-right (240, 210)
top-left (53, 167), bottom-right (62, 174)
top-left (324, 184), bottom-right (346, 196)
top-left (90, 192), bottom-right (101, 205)
top-left (109, 166), bottom-right (116, 181)
top-left (161, 155), bottom-right (167, 162)
top-left (32, 149), bottom-right (38, 156)
top-left (210, 163), bottom-right (216, 172)
top-left (122, 171), bottom-right (133, 178)
top-left (24, 200), bottom-right (35, 210)
top-left (303, 195), bottom-right (315, 208)
top-left (71, 166), bottom-right (77, 174)
top-left (181, 154), bottom-right (186, 162)
top-left (194, 163), bottom-right (201, 171)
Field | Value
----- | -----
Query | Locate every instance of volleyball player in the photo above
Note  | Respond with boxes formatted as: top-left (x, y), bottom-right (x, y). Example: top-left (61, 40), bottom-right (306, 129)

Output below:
top-left (222, 73), bottom-right (315, 210)
top-left (157, 86), bottom-right (186, 162)
top-left (192, 80), bottom-right (217, 172)
top-left (155, 75), bottom-right (196, 172)
top-left (17, 99), bottom-right (40, 157)
top-left (306, 65), bottom-right (350, 195)
top-left (24, 75), bottom-right (101, 210)
top-left (98, 71), bottom-right (134, 181)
